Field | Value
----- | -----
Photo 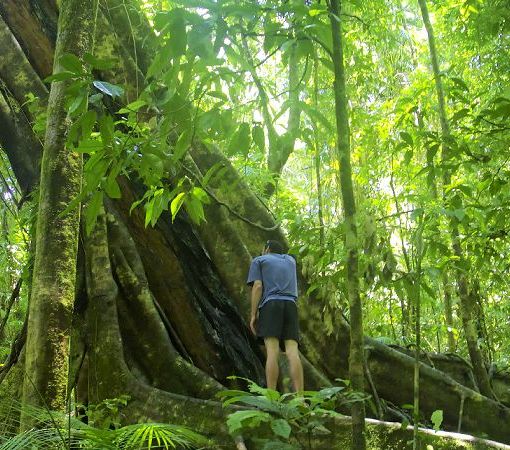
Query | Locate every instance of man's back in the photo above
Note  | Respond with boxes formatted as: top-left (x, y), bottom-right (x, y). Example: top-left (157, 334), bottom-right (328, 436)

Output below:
top-left (247, 253), bottom-right (297, 308)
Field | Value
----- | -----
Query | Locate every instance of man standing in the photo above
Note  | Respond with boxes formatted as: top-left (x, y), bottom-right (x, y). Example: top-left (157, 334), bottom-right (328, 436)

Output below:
top-left (247, 240), bottom-right (304, 392)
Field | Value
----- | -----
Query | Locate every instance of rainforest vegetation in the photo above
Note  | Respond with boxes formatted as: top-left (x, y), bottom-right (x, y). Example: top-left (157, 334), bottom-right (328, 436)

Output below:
top-left (0, 0), bottom-right (509, 449)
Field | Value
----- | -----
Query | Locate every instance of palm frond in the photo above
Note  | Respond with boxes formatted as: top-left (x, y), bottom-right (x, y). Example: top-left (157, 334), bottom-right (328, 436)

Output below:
top-left (114, 423), bottom-right (210, 449)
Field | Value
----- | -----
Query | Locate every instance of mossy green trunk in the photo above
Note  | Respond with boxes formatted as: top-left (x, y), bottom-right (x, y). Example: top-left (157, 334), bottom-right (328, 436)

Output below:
top-left (21, 0), bottom-right (98, 425)
top-left (329, 1), bottom-right (366, 449)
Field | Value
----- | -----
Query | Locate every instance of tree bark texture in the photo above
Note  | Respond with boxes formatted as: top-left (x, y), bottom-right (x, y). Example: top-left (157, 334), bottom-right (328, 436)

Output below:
top-left (328, 0), bottom-right (366, 448)
top-left (21, 0), bottom-right (98, 423)
top-left (0, 0), bottom-right (510, 446)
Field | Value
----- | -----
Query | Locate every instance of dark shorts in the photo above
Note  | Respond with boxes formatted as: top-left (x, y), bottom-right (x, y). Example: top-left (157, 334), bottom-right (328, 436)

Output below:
top-left (257, 300), bottom-right (299, 349)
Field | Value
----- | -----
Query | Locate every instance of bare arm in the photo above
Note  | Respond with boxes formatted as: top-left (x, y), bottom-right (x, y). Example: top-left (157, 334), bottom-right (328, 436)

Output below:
top-left (250, 280), bottom-right (263, 335)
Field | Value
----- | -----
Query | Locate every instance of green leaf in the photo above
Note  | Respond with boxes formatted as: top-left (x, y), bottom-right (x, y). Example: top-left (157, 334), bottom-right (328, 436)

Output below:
top-left (270, 419), bottom-right (291, 439)
top-left (431, 409), bottom-right (443, 431)
top-left (191, 186), bottom-right (209, 204)
top-left (318, 57), bottom-right (334, 72)
top-left (44, 71), bottom-right (78, 83)
top-left (104, 173), bottom-right (121, 199)
top-left (207, 90), bottom-right (228, 101)
top-left (184, 194), bottom-right (206, 224)
top-left (227, 123), bottom-right (251, 156)
top-left (93, 80), bottom-right (124, 98)
top-left (118, 100), bottom-right (147, 114)
top-left (252, 125), bottom-right (265, 151)
top-left (173, 129), bottom-right (192, 162)
top-left (89, 93), bottom-right (104, 105)
top-left (226, 410), bottom-right (271, 434)
top-left (309, 8), bottom-right (326, 16)
top-left (80, 110), bottom-right (97, 140)
top-left (400, 131), bottom-right (413, 147)
top-left (301, 102), bottom-right (333, 131)
top-left (60, 53), bottom-right (84, 74)
top-left (453, 208), bottom-right (465, 221)
top-left (188, 19), bottom-right (214, 61)
top-left (74, 139), bottom-right (102, 154)
top-left (169, 9), bottom-right (187, 58)
top-left (68, 109), bottom-right (97, 145)
top-left (202, 162), bottom-right (226, 187)
top-left (84, 53), bottom-right (116, 70)
top-left (68, 91), bottom-right (87, 115)
top-left (170, 192), bottom-right (186, 222)
top-left (261, 440), bottom-right (298, 450)
top-left (99, 114), bottom-right (115, 147)
top-left (451, 108), bottom-right (470, 123)
top-left (450, 77), bottom-right (469, 91)
top-left (85, 191), bottom-right (103, 235)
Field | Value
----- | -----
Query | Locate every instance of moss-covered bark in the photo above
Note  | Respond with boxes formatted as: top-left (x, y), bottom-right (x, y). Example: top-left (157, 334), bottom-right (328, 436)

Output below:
top-left (0, 14), bottom-right (48, 105)
top-left (0, 0), bottom-right (56, 78)
top-left (0, 90), bottom-right (42, 194)
top-left (329, 0), bottom-right (366, 448)
top-left (21, 0), bottom-right (98, 425)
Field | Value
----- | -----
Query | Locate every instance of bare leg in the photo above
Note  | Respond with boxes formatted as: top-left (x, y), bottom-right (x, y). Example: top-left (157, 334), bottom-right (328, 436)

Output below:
top-left (284, 339), bottom-right (304, 392)
top-left (264, 337), bottom-right (280, 390)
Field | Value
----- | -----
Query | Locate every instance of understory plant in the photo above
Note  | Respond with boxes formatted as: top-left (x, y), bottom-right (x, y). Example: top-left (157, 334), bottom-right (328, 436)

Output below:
top-left (0, 396), bottom-right (209, 449)
top-left (218, 377), bottom-right (367, 450)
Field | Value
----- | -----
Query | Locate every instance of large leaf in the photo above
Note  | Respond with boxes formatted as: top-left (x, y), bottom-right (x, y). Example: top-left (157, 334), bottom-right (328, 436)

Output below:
top-left (59, 53), bottom-right (84, 74)
top-left (84, 53), bottom-right (116, 70)
top-left (226, 410), bottom-right (271, 434)
top-left (227, 123), bottom-right (251, 156)
top-left (93, 81), bottom-right (124, 98)
top-left (270, 419), bottom-right (291, 439)
top-left (44, 71), bottom-right (78, 83)
top-left (99, 114), bottom-right (114, 147)
top-left (85, 191), bottom-right (103, 235)
top-left (169, 9), bottom-right (187, 58)
top-left (252, 125), bottom-right (265, 151)
top-left (173, 129), bottom-right (192, 162)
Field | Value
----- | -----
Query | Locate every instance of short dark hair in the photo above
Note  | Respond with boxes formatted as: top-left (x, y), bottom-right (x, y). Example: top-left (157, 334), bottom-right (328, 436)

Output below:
top-left (265, 240), bottom-right (284, 254)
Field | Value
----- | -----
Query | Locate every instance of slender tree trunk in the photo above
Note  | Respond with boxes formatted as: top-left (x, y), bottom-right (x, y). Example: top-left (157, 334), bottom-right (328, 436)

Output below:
top-left (417, 109), bottom-right (456, 352)
top-left (313, 56), bottom-right (325, 248)
top-left (0, 278), bottom-right (22, 341)
top-left (328, 1), bottom-right (366, 448)
top-left (21, 0), bottom-right (98, 426)
top-left (412, 220), bottom-right (424, 450)
top-left (417, 0), bottom-right (494, 398)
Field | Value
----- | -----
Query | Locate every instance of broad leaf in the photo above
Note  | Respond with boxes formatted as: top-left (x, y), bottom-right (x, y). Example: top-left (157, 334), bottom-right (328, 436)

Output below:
top-left (93, 81), bottom-right (124, 98)
top-left (170, 192), bottom-right (186, 222)
top-left (270, 419), bottom-right (291, 439)
top-left (60, 53), bottom-right (84, 74)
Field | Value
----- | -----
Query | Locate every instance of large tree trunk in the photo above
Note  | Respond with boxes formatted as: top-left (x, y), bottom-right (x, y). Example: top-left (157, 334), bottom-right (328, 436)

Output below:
top-left (0, 0), bottom-right (510, 446)
top-left (21, 0), bottom-right (98, 425)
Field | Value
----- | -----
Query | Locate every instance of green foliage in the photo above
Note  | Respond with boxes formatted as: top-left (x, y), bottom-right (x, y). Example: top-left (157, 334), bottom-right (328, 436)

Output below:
top-left (217, 377), bottom-right (366, 449)
top-left (0, 397), bottom-right (209, 450)
top-left (431, 410), bottom-right (444, 432)
top-left (86, 395), bottom-right (131, 430)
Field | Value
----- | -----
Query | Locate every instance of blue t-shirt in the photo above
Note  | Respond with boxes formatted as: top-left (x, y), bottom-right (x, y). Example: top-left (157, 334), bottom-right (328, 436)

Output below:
top-left (247, 253), bottom-right (298, 309)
